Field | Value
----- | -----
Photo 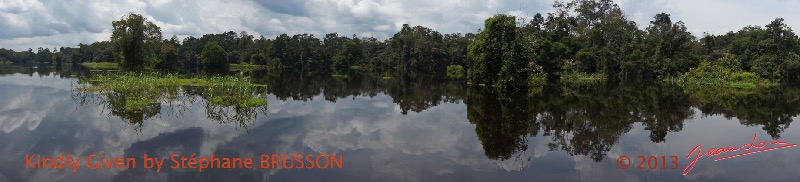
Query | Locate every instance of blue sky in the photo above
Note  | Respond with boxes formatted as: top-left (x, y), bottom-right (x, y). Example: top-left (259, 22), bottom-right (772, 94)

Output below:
top-left (0, 0), bottom-right (799, 51)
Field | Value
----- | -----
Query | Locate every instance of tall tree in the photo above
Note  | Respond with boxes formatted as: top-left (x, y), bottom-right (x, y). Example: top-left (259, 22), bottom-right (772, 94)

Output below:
top-left (531, 6), bottom-right (578, 82)
top-left (111, 13), bottom-right (162, 71)
top-left (35, 47), bottom-right (53, 65)
top-left (468, 14), bottom-right (525, 86)
top-left (386, 24), bottom-right (446, 77)
top-left (641, 13), bottom-right (698, 79)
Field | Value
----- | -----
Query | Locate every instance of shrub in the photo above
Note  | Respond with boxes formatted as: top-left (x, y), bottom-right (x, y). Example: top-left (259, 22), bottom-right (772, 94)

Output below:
top-left (446, 65), bottom-right (465, 78)
top-left (201, 42), bottom-right (230, 74)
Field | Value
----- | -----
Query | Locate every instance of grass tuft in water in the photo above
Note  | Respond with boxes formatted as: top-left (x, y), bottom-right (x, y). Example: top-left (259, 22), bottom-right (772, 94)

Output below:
top-left (76, 73), bottom-right (267, 111)
top-left (230, 63), bottom-right (267, 71)
top-left (81, 62), bottom-right (119, 69)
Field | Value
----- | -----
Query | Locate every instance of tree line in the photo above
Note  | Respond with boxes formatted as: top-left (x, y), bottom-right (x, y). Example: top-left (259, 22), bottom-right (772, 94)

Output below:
top-left (468, 0), bottom-right (800, 91)
top-left (1, 0), bottom-right (799, 85)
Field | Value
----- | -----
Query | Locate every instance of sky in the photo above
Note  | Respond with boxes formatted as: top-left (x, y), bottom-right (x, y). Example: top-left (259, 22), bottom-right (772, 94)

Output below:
top-left (1, 0), bottom-right (800, 51)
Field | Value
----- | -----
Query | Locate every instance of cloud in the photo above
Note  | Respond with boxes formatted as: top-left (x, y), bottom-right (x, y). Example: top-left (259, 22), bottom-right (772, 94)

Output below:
top-left (253, 0), bottom-right (309, 16)
top-left (2, 0), bottom-right (800, 50)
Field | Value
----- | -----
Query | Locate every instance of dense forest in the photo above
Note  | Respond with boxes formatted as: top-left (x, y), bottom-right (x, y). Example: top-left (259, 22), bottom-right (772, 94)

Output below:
top-left (1, 0), bottom-right (799, 87)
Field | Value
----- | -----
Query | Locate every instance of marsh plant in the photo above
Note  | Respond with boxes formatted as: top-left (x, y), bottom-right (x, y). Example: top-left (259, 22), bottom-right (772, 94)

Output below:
top-left (73, 72), bottom-right (268, 129)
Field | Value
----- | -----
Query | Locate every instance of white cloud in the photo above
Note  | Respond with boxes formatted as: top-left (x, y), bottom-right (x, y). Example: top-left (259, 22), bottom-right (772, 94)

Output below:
top-left (2, 0), bottom-right (800, 50)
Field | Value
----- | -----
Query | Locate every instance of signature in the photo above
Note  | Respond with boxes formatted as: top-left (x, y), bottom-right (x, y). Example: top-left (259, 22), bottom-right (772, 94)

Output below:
top-left (682, 133), bottom-right (797, 175)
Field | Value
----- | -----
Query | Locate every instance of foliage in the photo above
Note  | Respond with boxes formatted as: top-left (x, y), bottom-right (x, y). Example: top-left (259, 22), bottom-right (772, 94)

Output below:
top-left (35, 47), bottom-right (53, 65)
top-left (560, 71), bottom-right (608, 85)
top-left (74, 73), bottom-right (267, 127)
top-left (81, 62), bottom-right (119, 69)
top-left (3, 0), bottom-right (800, 87)
top-left (468, 14), bottom-right (529, 90)
top-left (678, 54), bottom-right (774, 88)
top-left (201, 42), bottom-right (230, 74)
top-left (111, 13), bottom-right (162, 71)
top-left (230, 63), bottom-right (267, 71)
top-left (446, 65), bottom-right (465, 78)
top-left (386, 24), bottom-right (447, 77)
top-left (76, 73), bottom-right (266, 108)
top-left (52, 52), bottom-right (65, 67)
top-left (639, 13), bottom-right (699, 80)
top-left (700, 18), bottom-right (800, 84)
top-left (156, 40), bottom-right (179, 71)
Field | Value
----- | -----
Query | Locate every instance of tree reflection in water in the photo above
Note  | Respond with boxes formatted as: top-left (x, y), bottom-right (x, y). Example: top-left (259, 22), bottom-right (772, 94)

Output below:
top-left (64, 67), bottom-right (800, 163)
top-left (688, 85), bottom-right (800, 139)
top-left (468, 83), bottom-right (694, 162)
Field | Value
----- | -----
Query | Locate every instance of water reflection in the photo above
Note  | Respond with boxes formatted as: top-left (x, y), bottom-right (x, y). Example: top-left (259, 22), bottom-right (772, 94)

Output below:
top-left (467, 83), bottom-right (694, 162)
top-left (71, 76), bottom-right (269, 130)
top-left (1, 67), bottom-right (800, 181)
top-left (467, 87), bottom-right (534, 161)
top-left (252, 70), bottom-right (466, 115)
top-left (688, 86), bottom-right (800, 139)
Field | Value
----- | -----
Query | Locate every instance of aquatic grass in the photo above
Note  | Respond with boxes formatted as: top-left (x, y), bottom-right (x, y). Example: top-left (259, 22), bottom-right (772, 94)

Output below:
top-left (230, 63), bottom-right (267, 71)
top-left (81, 62), bottom-right (119, 69)
top-left (240, 97), bottom-right (268, 108)
top-left (76, 72), bottom-right (267, 111)
top-left (202, 76), bottom-right (268, 107)
top-left (560, 72), bottom-right (607, 85)
top-left (529, 75), bottom-right (546, 87)
top-left (381, 72), bottom-right (393, 79)
top-left (728, 82), bottom-right (756, 88)
top-left (446, 65), bottom-right (465, 78)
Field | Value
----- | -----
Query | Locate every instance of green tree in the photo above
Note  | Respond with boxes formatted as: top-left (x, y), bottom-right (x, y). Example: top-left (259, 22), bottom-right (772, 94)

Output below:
top-left (782, 52), bottom-right (800, 84)
top-left (716, 17), bottom-right (800, 82)
top-left (531, 11), bottom-right (577, 82)
top-left (52, 52), bottom-right (65, 67)
top-left (35, 47), bottom-right (53, 65)
top-left (386, 24), bottom-right (447, 77)
top-left (157, 42), bottom-right (179, 72)
top-left (468, 14), bottom-right (526, 87)
top-left (642, 13), bottom-right (699, 79)
top-left (111, 13), bottom-right (162, 71)
top-left (201, 42), bottom-right (230, 74)
top-left (566, 0), bottom-right (644, 80)
top-left (331, 40), bottom-right (363, 72)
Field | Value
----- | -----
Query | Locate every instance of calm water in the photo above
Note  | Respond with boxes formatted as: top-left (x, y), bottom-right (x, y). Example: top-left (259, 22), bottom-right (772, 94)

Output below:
top-left (1, 66), bottom-right (800, 182)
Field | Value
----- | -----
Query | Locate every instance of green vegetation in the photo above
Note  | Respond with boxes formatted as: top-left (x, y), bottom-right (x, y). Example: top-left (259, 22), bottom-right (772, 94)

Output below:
top-left (72, 72), bottom-right (269, 128)
top-left (676, 54), bottom-right (775, 88)
top-left (1, 1), bottom-right (799, 92)
top-left (111, 13), bottom-right (162, 71)
top-left (202, 76), bottom-right (268, 108)
top-left (77, 73), bottom-right (266, 111)
top-left (80, 73), bottom-right (264, 89)
top-left (700, 18), bottom-right (800, 84)
top-left (81, 62), bottom-right (119, 69)
top-left (231, 63), bottom-right (267, 71)
top-left (529, 75), bottom-right (546, 87)
top-left (381, 72), bottom-right (393, 79)
top-left (446, 65), bottom-right (464, 78)
top-left (560, 72), bottom-right (608, 85)
top-left (0, 59), bottom-right (10, 65)
top-left (468, 14), bottom-right (528, 90)
top-left (201, 42), bottom-right (230, 74)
